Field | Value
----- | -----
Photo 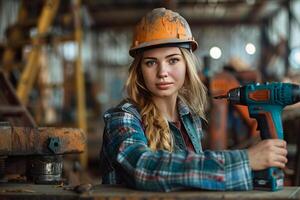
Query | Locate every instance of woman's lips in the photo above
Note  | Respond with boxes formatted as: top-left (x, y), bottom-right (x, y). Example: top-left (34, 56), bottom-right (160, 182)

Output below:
top-left (156, 82), bottom-right (173, 90)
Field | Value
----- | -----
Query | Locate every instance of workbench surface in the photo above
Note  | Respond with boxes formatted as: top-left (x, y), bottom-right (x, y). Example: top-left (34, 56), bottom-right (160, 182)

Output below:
top-left (1, 183), bottom-right (300, 200)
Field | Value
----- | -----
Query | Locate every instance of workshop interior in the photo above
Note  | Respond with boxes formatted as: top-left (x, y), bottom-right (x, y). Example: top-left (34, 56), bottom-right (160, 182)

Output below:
top-left (0, 0), bottom-right (300, 197)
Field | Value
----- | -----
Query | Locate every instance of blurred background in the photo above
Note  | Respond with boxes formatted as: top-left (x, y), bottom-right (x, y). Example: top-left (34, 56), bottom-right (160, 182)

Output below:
top-left (0, 0), bottom-right (300, 188)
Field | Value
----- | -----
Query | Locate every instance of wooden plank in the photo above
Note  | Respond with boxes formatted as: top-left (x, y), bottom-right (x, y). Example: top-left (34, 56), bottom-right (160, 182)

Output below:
top-left (1, 184), bottom-right (300, 200)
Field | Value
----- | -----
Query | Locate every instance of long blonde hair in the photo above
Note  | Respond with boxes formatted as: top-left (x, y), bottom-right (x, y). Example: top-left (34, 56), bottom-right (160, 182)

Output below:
top-left (126, 48), bottom-right (207, 152)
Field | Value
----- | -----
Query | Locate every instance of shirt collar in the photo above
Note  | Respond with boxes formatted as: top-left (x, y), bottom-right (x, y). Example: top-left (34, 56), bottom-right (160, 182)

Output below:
top-left (177, 97), bottom-right (191, 116)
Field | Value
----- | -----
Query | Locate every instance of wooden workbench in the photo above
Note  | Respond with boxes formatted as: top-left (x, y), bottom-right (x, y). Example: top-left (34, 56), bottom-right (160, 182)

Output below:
top-left (1, 184), bottom-right (300, 200)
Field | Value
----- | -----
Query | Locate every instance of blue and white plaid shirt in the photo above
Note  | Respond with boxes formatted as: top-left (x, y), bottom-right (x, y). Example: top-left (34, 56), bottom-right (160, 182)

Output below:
top-left (99, 98), bottom-right (253, 191)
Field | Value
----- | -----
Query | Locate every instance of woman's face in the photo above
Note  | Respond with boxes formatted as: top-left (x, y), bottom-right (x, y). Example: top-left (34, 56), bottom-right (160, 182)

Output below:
top-left (141, 47), bottom-right (186, 99)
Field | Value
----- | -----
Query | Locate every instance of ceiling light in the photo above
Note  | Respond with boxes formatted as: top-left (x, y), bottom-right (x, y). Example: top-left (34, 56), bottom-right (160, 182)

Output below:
top-left (289, 47), bottom-right (300, 69)
top-left (209, 46), bottom-right (222, 59)
top-left (245, 43), bottom-right (256, 55)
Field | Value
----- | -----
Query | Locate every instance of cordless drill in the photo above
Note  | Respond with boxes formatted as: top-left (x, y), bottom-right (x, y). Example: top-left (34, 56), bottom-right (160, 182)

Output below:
top-left (214, 82), bottom-right (300, 191)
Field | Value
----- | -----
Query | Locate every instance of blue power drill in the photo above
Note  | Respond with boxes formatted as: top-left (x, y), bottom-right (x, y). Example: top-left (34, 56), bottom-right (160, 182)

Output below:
top-left (214, 82), bottom-right (300, 191)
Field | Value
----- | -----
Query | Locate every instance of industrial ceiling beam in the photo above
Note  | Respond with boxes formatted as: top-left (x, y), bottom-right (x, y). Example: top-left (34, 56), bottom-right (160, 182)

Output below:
top-left (83, 0), bottom-right (284, 9)
top-left (89, 8), bottom-right (262, 30)
top-left (85, 0), bottom-right (289, 29)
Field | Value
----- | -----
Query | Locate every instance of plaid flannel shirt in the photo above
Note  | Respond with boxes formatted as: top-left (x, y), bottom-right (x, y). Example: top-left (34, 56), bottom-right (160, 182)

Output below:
top-left (99, 98), bottom-right (253, 191)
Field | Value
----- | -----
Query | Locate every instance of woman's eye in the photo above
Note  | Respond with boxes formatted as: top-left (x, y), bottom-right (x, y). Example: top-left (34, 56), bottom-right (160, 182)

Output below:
top-left (145, 60), bottom-right (156, 67)
top-left (169, 58), bottom-right (179, 64)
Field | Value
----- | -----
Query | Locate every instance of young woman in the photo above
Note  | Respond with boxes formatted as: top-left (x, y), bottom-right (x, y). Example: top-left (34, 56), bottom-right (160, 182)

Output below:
top-left (99, 8), bottom-right (287, 192)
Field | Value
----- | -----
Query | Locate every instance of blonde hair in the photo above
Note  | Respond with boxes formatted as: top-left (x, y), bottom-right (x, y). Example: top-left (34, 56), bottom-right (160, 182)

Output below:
top-left (126, 48), bottom-right (207, 152)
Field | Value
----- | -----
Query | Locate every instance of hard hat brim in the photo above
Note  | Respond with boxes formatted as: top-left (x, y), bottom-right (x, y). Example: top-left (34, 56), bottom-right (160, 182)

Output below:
top-left (129, 38), bottom-right (198, 57)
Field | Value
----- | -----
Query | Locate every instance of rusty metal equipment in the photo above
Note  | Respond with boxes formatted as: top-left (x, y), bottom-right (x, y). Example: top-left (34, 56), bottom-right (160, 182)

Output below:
top-left (0, 125), bottom-right (85, 184)
top-left (2, 0), bottom-right (88, 169)
top-left (0, 71), bottom-right (86, 184)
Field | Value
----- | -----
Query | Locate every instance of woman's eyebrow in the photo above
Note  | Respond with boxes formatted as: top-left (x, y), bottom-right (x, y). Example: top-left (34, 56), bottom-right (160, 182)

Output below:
top-left (165, 53), bottom-right (181, 58)
top-left (143, 57), bottom-right (157, 60)
top-left (143, 53), bottom-right (181, 60)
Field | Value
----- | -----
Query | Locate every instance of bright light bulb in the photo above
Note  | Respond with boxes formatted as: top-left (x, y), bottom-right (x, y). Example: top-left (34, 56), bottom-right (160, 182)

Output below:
top-left (289, 47), bottom-right (300, 69)
top-left (294, 51), bottom-right (300, 65)
top-left (209, 46), bottom-right (222, 59)
top-left (245, 43), bottom-right (256, 55)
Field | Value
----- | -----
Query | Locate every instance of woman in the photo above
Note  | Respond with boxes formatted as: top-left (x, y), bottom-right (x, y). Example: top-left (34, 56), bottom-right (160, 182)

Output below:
top-left (99, 8), bottom-right (287, 191)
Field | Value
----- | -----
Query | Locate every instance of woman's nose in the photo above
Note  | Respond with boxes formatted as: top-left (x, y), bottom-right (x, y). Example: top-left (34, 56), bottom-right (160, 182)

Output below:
top-left (158, 73), bottom-right (168, 78)
top-left (157, 63), bottom-right (168, 78)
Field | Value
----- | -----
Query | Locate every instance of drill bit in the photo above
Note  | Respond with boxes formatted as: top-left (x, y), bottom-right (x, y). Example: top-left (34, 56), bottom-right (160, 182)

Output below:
top-left (213, 94), bottom-right (228, 99)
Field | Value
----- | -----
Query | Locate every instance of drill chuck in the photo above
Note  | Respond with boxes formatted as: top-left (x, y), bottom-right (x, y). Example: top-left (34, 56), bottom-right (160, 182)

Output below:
top-left (213, 87), bottom-right (242, 103)
top-left (227, 87), bottom-right (241, 104)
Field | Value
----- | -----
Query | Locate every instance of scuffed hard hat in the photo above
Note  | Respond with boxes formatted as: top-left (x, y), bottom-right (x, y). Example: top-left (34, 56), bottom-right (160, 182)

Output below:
top-left (129, 8), bottom-right (198, 57)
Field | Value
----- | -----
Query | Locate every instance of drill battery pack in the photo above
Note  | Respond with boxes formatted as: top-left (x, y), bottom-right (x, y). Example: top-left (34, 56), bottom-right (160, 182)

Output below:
top-left (253, 167), bottom-right (284, 191)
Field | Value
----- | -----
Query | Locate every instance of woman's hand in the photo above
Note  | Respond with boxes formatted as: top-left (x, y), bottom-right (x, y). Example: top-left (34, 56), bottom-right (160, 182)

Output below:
top-left (247, 139), bottom-right (288, 170)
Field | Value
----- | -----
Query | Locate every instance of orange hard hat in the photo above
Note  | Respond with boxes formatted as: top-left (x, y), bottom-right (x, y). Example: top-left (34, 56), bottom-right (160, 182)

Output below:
top-left (129, 8), bottom-right (198, 57)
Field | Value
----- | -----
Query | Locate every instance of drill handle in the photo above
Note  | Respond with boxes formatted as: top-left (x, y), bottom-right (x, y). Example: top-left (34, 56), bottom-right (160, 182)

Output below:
top-left (249, 106), bottom-right (284, 140)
